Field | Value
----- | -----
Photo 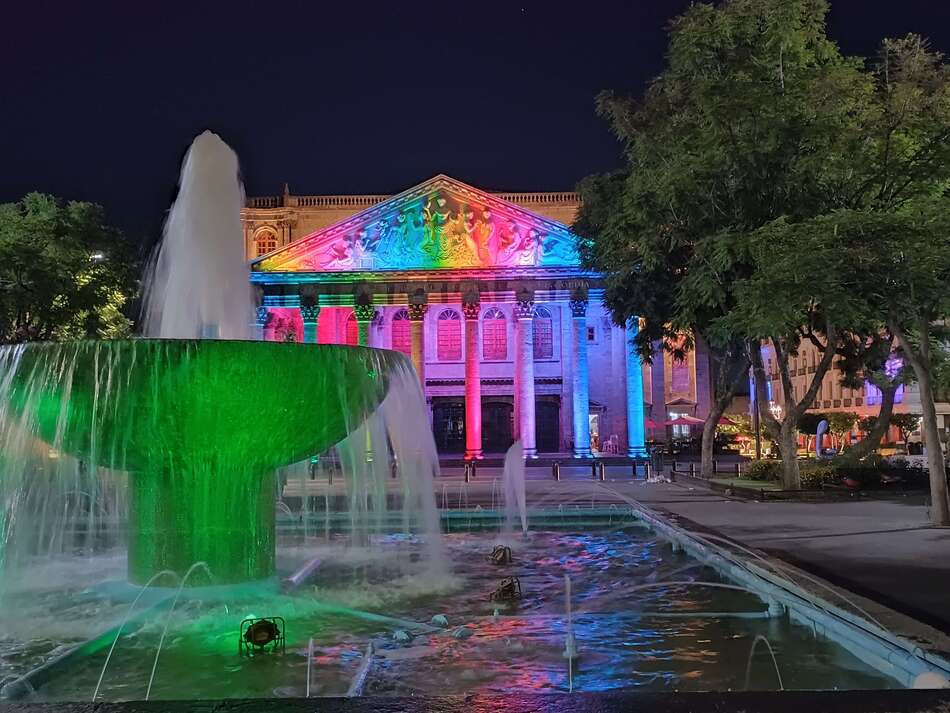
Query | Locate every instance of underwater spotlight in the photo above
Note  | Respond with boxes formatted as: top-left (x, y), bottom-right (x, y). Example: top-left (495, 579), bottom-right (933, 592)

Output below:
top-left (489, 545), bottom-right (513, 565)
top-left (489, 577), bottom-right (523, 602)
top-left (239, 617), bottom-right (286, 656)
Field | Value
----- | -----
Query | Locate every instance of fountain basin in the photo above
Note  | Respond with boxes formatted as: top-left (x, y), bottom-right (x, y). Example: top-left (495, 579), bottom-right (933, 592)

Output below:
top-left (1, 339), bottom-right (406, 583)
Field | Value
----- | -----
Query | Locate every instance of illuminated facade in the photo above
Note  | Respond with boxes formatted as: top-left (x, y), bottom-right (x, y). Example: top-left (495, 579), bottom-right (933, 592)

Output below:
top-left (245, 175), bottom-right (713, 457)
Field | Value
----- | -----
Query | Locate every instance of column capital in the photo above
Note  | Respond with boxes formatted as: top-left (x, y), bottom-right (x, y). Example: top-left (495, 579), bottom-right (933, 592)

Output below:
top-left (462, 299), bottom-right (481, 321)
top-left (569, 299), bottom-right (588, 319)
top-left (353, 304), bottom-right (377, 323)
top-left (300, 304), bottom-right (320, 324)
top-left (515, 299), bottom-right (536, 320)
top-left (407, 303), bottom-right (428, 322)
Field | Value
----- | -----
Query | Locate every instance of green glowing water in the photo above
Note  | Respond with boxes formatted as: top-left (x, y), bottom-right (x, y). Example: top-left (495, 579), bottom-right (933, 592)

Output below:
top-left (3, 339), bottom-right (404, 584)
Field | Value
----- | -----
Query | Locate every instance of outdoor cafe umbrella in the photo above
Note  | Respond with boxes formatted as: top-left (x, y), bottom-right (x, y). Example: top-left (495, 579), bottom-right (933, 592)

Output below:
top-left (665, 415), bottom-right (705, 427)
top-left (718, 416), bottom-right (738, 426)
top-left (643, 417), bottom-right (662, 430)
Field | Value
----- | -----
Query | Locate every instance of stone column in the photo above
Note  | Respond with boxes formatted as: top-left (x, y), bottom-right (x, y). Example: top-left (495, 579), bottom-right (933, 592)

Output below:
top-left (570, 298), bottom-right (592, 457)
top-left (515, 298), bottom-right (538, 458)
top-left (408, 303), bottom-right (428, 385)
top-left (463, 297), bottom-right (483, 460)
top-left (255, 306), bottom-right (271, 342)
top-left (300, 304), bottom-right (320, 344)
top-left (354, 304), bottom-right (376, 347)
top-left (625, 318), bottom-right (648, 457)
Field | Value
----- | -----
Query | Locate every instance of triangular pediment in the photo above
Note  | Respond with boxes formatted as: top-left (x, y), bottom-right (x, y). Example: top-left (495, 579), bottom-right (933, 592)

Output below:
top-left (252, 174), bottom-right (580, 273)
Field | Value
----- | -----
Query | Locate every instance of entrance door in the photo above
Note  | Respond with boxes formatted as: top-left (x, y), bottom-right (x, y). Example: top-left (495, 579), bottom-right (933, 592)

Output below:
top-left (535, 399), bottom-right (560, 453)
top-left (482, 400), bottom-right (513, 454)
top-left (432, 398), bottom-right (465, 454)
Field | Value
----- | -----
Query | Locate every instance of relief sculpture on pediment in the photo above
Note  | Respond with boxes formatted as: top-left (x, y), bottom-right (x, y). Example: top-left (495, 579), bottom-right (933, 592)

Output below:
top-left (259, 186), bottom-right (579, 272)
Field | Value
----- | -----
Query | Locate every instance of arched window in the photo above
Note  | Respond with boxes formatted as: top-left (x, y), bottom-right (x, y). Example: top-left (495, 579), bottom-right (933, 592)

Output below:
top-left (437, 309), bottom-right (462, 361)
top-left (253, 228), bottom-right (278, 257)
top-left (391, 309), bottom-right (411, 356)
top-left (482, 307), bottom-right (507, 361)
top-left (345, 312), bottom-right (359, 346)
top-left (533, 306), bottom-right (553, 360)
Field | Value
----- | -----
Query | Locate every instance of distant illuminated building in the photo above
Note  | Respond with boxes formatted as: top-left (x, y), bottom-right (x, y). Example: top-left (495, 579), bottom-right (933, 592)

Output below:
top-left (243, 175), bottom-right (715, 457)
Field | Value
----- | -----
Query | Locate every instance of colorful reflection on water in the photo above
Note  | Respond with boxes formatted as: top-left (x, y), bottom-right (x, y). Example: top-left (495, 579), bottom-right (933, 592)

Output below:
top-left (2, 527), bottom-right (896, 700)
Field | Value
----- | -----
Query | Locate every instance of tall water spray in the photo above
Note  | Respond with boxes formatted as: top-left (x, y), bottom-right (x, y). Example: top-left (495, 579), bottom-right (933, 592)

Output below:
top-left (502, 440), bottom-right (528, 537)
top-left (142, 130), bottom-right (253, 339)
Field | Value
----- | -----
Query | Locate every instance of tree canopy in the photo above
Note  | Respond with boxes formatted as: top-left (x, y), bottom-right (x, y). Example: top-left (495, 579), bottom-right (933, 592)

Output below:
top-left (0, 193), bottom-right (138, 343)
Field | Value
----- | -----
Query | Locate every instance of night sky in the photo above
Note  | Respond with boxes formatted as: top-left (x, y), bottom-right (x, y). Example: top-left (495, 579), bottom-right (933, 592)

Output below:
top-left (3, 0), bottom-right (949, 243)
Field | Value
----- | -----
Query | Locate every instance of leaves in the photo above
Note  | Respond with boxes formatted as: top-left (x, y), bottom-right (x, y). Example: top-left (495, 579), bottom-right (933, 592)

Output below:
top-left (0, 193), bottom-right (139, 343)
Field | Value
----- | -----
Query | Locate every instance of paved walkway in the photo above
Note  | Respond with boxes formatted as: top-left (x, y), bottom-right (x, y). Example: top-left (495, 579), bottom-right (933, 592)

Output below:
top-left (624, 482), bottom-right (950, 635)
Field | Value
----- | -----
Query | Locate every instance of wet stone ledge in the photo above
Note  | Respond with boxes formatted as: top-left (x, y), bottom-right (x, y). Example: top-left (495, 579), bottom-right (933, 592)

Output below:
top-left (7, 691), bottom-right (950, 713)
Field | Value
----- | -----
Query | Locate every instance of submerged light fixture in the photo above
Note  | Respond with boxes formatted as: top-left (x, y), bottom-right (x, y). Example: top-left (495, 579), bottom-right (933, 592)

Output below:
top-left (489, 577), bottom-right (523, 602)
top-left (239, 617), bottom-right (286, 656)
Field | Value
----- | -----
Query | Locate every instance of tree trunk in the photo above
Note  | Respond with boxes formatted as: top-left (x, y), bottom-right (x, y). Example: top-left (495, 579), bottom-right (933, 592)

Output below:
top-left (891, 315), bottom-right (949, 526)
top-left (842, 381), bottom-right (897, 462)
top-left (778, 421), bottom-right (801, 489)
top-left (917, 365), bottom-right (949, 525)
top-left (700, 401), bottom-right (728, 479)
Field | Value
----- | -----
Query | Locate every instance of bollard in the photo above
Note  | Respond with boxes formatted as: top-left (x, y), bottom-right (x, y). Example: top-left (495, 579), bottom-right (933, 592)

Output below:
top-left (553, 461), bottom-right (561, 481)
top-left (591, 460), bottom-right (599, 480)
top-left (672, 460), bottom-right (678, 474)
top-left (712, 460), bottom-right (718, 475)
top-left (470, 460), bottom-right (477, 480)
top-left (328, 467), bottom-right (333, 486)
top-left (735, 462), bottom-right (741, 476)
top-left (631, 461), bottom-right (638, 479)
top-left (645, 462), bottom-right (653, 480)
top-left (689, 462), bottom-right (695, 477)
top-left (597, 461), bottom-right (607, 482)
top-left (464, 461), bottom-right (472, 483)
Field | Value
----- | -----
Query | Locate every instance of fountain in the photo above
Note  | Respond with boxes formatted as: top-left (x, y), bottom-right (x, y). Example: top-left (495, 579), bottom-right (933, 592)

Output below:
top-left (0, 131), bottom-right (438, 587)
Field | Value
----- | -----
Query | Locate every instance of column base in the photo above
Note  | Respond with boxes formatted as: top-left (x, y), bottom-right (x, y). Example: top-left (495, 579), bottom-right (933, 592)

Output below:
top-left (464, 450), bottom-right (484, 460)
top-left (627, 447), bottom-right (649, 458)
top-left (523, 447), bottom-right (538, 459)
top-left (573, 448), bottom-right (593, 458)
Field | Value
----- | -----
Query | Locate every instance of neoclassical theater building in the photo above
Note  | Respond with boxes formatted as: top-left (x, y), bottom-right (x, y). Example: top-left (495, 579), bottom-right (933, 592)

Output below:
top-left (243, 175), bottom-right (713, 458)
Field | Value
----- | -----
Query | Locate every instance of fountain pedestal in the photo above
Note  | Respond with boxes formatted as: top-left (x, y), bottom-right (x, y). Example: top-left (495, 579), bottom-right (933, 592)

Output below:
top-left (128, 469), bottom-right (276, 585)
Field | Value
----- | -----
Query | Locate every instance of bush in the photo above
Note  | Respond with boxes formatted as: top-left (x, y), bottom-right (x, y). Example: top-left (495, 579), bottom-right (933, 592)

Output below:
top-left (799, 464), bottom-right (839, 489)
top-left (744, 460), bottom-right (781, 481)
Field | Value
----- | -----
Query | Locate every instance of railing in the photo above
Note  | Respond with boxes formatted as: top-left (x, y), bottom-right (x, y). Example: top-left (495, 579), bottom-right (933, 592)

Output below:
top-left (245, 191), bottom-right (580, 210)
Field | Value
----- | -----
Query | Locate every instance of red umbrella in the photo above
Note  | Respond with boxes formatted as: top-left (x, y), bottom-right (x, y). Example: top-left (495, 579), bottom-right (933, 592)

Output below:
top-left (643, 418), bottom-right (661, 430)
top-left (718, 416), bottom-right (738, 426)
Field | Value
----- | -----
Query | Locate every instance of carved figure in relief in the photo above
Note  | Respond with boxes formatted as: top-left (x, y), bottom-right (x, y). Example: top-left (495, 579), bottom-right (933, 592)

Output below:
top-left (463, 207), bottom-right (488, 262)
top-left (325, 235), bottom-right (353, 268)
top-left (497, 220), bottom-right (522, 264)
top-left (539, 233), bottom-right (576, 264)
top-left (421, 195), bottom-right (450, 258)
top-left (476, 209), bottom-right (497, 262)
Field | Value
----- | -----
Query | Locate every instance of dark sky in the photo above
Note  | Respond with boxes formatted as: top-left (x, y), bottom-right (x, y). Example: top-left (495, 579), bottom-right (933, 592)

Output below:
top-left (3, 0), bottom-right (949, 242)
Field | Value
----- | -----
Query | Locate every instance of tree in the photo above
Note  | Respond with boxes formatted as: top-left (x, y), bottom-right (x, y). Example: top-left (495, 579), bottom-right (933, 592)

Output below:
top-left (0, 193), bottom-right (138, 343)
top-left (891, 413), bottom-right (923, 450)
top-left (574, 0), bottom-right (866, 480)
top-left (825, 412), bottom-right (860, 451)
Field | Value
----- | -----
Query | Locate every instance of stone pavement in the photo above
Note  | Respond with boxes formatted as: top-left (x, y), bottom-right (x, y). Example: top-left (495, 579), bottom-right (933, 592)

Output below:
top-left (619, 481), bottom-right (950, 635)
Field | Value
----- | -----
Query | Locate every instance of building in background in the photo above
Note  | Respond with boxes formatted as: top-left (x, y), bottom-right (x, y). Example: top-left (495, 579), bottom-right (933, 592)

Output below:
top-left (759, 342), bottom-right (950, 451)
top-left (243, 175), bottom-right (715, 457)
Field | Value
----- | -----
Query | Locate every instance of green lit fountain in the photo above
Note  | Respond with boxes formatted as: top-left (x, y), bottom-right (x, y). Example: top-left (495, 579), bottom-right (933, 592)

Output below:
top-left (1, 339), bottom-right (402, 583)
top-left (0, 131), bottom-right (425, 587)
